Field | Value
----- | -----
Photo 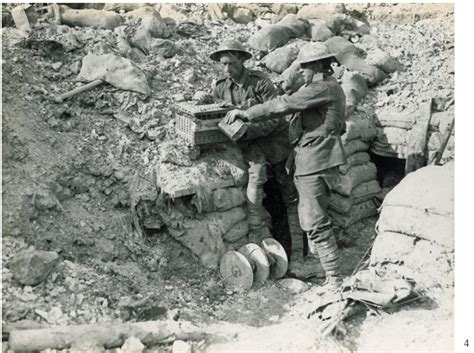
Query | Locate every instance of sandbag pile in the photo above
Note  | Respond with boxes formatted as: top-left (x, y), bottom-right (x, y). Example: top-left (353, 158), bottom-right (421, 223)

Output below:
top-left (248, 14), bottom-right (310, 53)
top-left (325, 36), bottom-right (387, 87)
top-left (370, 107), bottom-right (417, 158)
top-left (370, 164), bottom-right (454, 301)
top-left (371, 104), bottom-right (454, 166)
top-left (163, 186), bottom-right (250, 269)
top-left (328, 117), bottom-right (381, 229)
top-left (137, 143), bottom-right (253, 269)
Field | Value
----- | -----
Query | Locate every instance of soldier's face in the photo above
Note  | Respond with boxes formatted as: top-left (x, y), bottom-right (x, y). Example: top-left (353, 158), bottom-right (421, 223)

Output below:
top-left (300, 65), bottom-right (314, 84)
top-left (219, 53), bottom-right (244, 80)
top-left (300, 62), bottom-right (322, 84)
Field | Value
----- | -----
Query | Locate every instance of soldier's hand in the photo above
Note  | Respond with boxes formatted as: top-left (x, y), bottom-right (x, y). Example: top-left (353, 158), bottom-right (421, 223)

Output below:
top-left (324, 117), bottom-right (339, 136)
top-left (224, 109), bottom-right (248, 124)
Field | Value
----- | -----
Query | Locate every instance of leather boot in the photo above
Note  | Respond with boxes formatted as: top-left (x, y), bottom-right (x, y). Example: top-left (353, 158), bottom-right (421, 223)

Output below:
top-left (287, 205), bottom-right (325, 279)
top-left (312, 235), bottom-right (343, 293)
top-left (247, 185), bottom-right (272, 243)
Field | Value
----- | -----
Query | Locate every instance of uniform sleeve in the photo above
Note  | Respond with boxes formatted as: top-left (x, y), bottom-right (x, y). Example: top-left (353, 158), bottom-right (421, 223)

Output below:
top-left (255, 76), bottom-right (279, 102)
top-left (212, 83), bottom-right (222, 101)
top-left (243, 117), bottom-right (287, 141)
top-left (236, 75), bottom-right (285, 140)
top-left (247, 84), bottom-right (332, 122)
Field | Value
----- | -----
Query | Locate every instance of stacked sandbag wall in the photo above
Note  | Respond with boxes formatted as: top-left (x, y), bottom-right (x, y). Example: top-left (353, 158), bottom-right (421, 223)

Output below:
top-left (328, 117), bottom-right (381, 229)
top-left (369, 164), bottom-right (454, 302)
top-left (158, 186), bottom-right (251, 269)
top-left (371, 107), bottom-right (416, 158)
top-left (371, 105), bottom-right (454, 165)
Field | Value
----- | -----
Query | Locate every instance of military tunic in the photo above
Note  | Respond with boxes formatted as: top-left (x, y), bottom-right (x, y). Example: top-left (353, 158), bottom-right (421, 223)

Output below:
top-left (212, 68), bottom-right (292, 165)
top-left (246, 73), bottom-right (347, 176)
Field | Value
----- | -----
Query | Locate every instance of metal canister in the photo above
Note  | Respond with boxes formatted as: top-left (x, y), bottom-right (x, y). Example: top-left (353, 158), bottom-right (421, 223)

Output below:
top-left (218, 119), bottom-right (248, 142)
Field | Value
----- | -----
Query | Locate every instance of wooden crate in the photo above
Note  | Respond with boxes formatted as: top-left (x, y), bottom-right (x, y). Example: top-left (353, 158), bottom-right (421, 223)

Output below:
top-left (174, 102), bottom-right (232, 146)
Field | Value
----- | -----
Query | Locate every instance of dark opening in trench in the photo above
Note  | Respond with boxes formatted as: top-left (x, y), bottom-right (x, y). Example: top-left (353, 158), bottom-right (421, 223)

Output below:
top-left (368, 151), bottom-right (406, 189)
top-left (263, 177), bottom-right (291, 257)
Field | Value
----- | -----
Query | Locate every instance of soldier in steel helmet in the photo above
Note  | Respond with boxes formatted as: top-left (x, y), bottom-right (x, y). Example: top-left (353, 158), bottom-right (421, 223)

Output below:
top-left (224, 43), bottom-right (347, 290)
top-left (208, 40), bottom-right (320, 279)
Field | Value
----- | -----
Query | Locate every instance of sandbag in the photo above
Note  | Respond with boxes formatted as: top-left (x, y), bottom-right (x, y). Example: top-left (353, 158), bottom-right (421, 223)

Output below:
top-left (103, 3), bottom-right (147, 12)
top-left (343, 139), bottom-right (369, 156)
top-left (337, 50), bottom-right (387, 86)
top-left (58, 6), bottom-right (123, 30)
top-left (359, 34), bottom-right (381, 50)
top-left (339, 152), bottom-right (371, 174)
top-left (212, 188), bottom-right (246, 212)
top-left (341, 117), bottom-right (377, 143)
top-left (155, 4), bottom-right (190, 23)
top-left (329, 199), bottom-right (378, 228)
top-left (377, 164), bottom-right (453, 247)
top-left (191, 187), bottom-right (246, 213)
top-left (297, 4), bottom-right (346, 20)
top-left (207, 207), bottom-right (247, 238)
top-left (308, 19), bottom-right (334, 42)
top-left (271, 4), bottom-right (299, 21)
top-left (340, 71), bottom-right (368, 109)
top-left (279, 61), bottom-right (305, 94)
top-left (375, 108), bottom-right (417, 129)
top-left (230, 8), bottom-right (255, 25)
top-left (277, 14), bottom-right (310, 37)
top-left (381, 164), bottom-right (453, 216)
top-left (326, 14), bottom-right (370, 36)
top-left (238, 4), bottom-right (271, 18)
top-left (207, 3), bottom-right (228, 21)
top-left (248, 24), bottom-right (295, 52)
top-left (168, 219), bottom-right (226, 269)
top-left (335, 162), bottom-right (377, 196)
top-left (139, 12), bottom-right (171, 39)
top-left (263, 45), bottom-right (299, 74)
top-left (330, 181), bottom-right (381, 214)
top-left (222, 220), bottom-right (249, 242)
top-left (377, 207), bottom-right (453, 249)
top-left (224, 235), bottom-right (249, 252)
top-left (366, 48), bottom-right (403, 74)
top-left (370, 141), bottom-right (407, 159)
top-left (124, 6), bottom-right (158, 20)
top-left (376, 127), bottom-right (408, 146)
top-left (325, 36), bottom-right (365, 58)
top-left (351, 180), bottom-right (381, 200)
top-left (370, 231), bottom-right (454, 290)
top-left (78, 53), bottom-right (151, 97)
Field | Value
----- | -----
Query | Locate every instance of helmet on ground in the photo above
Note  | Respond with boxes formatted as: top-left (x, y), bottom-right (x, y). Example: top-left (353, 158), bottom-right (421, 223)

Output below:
top-left (210, 39), bottom-right (252, 62)
top-left (297, 43), bottom-right (339, 66)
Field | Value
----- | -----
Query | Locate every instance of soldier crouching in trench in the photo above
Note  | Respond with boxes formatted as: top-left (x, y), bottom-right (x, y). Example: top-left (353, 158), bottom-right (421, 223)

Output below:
top-left (208, 39), bottom-right (321, 279)
top-left (224, 43), bottom-right (347, 291)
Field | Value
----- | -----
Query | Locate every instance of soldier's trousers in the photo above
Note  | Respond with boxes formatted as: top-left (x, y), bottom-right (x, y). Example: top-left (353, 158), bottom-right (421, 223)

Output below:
top-left (241, 143), bottom-right (298, 227)
top-left (293, 168), bottom-right (341, 277)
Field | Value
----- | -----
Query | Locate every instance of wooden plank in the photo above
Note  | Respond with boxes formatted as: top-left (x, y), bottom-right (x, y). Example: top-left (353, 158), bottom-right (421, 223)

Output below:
top-left (11, 6), bottom-right (32, 32)
top-left (162, 178), bottom-right (236, 198)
